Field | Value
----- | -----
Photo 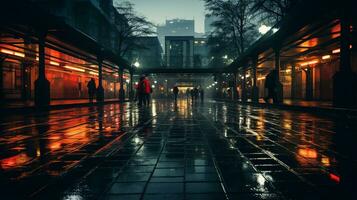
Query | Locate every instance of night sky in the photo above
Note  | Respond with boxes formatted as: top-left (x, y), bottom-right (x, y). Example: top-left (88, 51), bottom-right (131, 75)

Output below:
top-left (123, 0), bottom-right (206, 33)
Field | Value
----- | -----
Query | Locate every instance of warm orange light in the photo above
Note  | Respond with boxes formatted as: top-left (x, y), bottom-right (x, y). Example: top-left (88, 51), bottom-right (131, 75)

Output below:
top-left (300, 60), bottom-right (319, 67)
top-left (89, 71), bottom-right (98, 76)
top-left (332, 49), bottom-right (340, 54)
top-left (322, 55), bottom-right (331, 60)
top-left (14, 52), bottom-right (25, 57)
top-left (1, 49), bottom-right (25, 57)
top-left (329, 173), bottom-right (340, 183)
top-left (0, 153), bottom-right (31, 170)
top-left (321, 157), bottom-right (330, 166)
top-left (50, 61), bottom-right (60, 66)
top-left (333, 45), bottom-right (353, 54)
top-left (64, 65), bottom-right (85, 72)
top-left (49, 142), bottom-right (61, 151)
top-left (298, 148), bottom-right (317, 159)
top-left (257, 77), bottom-right (266, 81)
top-left (1, 49), bottom-right (13, 54)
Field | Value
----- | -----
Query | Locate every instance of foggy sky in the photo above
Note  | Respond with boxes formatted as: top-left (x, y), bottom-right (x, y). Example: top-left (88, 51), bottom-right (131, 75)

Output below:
top-left (124, 0), bottom-right (206, 33)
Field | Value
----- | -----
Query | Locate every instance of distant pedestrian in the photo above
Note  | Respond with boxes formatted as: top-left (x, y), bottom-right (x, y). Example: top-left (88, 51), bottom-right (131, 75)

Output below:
top-left (173, 86), bottom-right (179, 103)
top-left (194, 87), bottom-right (199, 100)
top-left (200, 88), bottom-right (204, 102)
top-left (87, 78), bottom-right (96, 103)
top-left (186, 88), bottom-right (190, 100)
top-left (264, 70), bottom-right (278, 103)
top-left (190, 89), bottom-right (194, 101)
top-left (138, 75), bottom-right (152, 107)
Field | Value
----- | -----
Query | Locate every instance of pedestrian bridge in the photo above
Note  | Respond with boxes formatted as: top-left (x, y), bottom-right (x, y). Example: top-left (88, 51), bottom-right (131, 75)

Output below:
top-left (136, 67), bottom-right (235, 74)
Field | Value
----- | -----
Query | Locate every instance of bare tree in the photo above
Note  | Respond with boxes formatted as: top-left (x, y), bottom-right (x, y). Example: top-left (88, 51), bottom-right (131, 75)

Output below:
top-left (204, 0), bottom-right (258, 63)
top-left (252, 0), bottom-right (301, 24)
top-left (113, 1), bottom-right (155, 58)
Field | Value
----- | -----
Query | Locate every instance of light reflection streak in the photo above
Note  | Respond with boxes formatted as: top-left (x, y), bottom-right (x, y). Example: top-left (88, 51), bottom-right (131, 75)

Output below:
top-left (0, 153), bottom-right (32, 170)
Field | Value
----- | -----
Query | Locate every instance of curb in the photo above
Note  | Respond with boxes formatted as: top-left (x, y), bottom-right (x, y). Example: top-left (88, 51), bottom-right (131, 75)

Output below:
top-left (216, 99), bottom-right (357, 119)
top-left (0, 100), bottom-right (130, 114)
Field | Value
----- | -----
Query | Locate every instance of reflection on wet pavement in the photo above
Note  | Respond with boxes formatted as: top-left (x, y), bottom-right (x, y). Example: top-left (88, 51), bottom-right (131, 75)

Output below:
top-left (0, 100), bottom-right (356, 199)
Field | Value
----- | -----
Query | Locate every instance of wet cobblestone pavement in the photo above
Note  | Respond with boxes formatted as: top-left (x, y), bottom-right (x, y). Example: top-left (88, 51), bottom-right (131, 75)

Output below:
top-left (0, 100), bottom-right (356, 200)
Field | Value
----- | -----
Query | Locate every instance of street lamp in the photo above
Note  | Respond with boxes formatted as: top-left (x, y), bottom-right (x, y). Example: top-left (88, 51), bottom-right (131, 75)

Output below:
top-left (258, 25), bottom-right (271, 35)
top-left (134, 61), bottom-right (140, 68)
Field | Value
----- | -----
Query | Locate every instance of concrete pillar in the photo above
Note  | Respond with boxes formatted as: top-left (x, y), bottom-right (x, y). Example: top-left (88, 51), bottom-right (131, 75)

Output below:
top-left (291, 64), bottom-right (296, 99)
top-left (252, 56), bottom-right (259, 102)
top-left (333, 2), bottom-right (357, 107)
top-left (305, 68), bottom-right (313, 101)
top-left (274, 47), bottom-right (283, 103)
top-left (21, 62), bottom-right (31, 101)
top-left (129, 71), bottom-right (134, 101)
top-left (0, 56), bottom-right (5, 102)
top-left (119, 68), bottom-right (125, 102)
top-left (96, 56), bottom-right (104, 102)
top-left (232, 72), bottom-right (238, 100)
top-left (242, 69), bottom-right (247, 102)
top-left (34, 30), bottom-right (50, 108)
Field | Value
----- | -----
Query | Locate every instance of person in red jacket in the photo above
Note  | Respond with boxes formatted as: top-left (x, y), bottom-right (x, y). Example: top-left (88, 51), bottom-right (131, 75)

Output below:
top-left (138, 75), bottom-right (152, 106)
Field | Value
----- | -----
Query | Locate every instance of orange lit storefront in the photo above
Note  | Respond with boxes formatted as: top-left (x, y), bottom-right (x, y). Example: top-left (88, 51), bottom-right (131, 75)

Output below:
top-left (237, 14), bottom-right (356, 104)
top-left (0, 32), bottom-right (123, 101)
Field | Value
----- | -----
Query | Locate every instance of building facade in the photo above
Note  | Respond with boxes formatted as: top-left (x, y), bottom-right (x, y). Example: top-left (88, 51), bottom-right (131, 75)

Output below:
top-left (228, 0), bottom-right (357, 107)
top-left (0, 0), bottom-right (132, 106)
top-left (194, 38), bottom-right (210, 68)
top-left (165, 36), bottom-right (194, 68)
top-left (157, 19), bottom-right (195, 53)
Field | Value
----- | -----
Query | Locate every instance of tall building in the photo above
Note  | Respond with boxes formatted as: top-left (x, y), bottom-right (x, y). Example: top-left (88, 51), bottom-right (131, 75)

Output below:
top-left (204, 15), bottom-right (216, 36)
top-left (194, 38), bottom-right (210, 68)
top-left (157, 19), bottom-right (195, 52)
top-left (165, 36), bottom-right (194, 68)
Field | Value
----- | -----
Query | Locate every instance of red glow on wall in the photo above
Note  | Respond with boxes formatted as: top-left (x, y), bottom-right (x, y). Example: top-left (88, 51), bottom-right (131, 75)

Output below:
top-left (329, 173), bottom-right (340, 183)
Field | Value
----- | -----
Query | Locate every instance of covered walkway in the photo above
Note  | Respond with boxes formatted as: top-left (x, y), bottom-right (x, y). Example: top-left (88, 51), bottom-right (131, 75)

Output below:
top-left (1, 100), bottom-right (356, 199)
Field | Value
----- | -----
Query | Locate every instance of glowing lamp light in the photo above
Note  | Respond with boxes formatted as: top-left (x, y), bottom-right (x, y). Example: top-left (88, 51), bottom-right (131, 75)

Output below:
top-left (298, 148), bottom-right (317, 159)
top-left (257, 77), bottom-right (266, 81)
top-left (89, 71), bottom-right (98, 76)
top-left (134, 61), bottom-right (140, 68)
top-left (14, 52), bottom-right (25, 57)
top-left (332, 45), bottom-right (352, 54)
top-left (258, 25), bottom-right (271, 34)
top-left (332, 49), bottom-right (340, 54)
top-left (322, 55), bottom-right (331, 60)
top-left (300, 60), bottom-right (319, 67)
top-left (64, 65), bottom-right (85, 72)
top-left (152, 85), bottom-right (156, 89)
top-left (50, 61), bottom-right (60, 66)
top-left (1, 49), bottom-right (14, 54)
top-left (321, 157), bottom-right (330, 166)
top-left (1, 49), bottom-right (25, 57)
